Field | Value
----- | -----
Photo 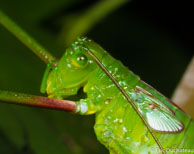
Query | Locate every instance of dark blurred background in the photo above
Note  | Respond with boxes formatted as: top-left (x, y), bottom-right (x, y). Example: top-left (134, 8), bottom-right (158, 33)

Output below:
top-left (0, 0), bottom-right (193, 154)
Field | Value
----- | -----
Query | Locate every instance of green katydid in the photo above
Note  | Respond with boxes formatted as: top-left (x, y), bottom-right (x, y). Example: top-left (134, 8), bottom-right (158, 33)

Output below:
top-left (0, 11), bottom-right (194, 154)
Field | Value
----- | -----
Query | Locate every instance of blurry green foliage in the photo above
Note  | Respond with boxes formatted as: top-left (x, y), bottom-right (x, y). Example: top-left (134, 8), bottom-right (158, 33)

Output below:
top-left (0, 0), bottom-right (192, 154)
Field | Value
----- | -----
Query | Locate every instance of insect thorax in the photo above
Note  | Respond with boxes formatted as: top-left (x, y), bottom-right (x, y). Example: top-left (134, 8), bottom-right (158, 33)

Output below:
top-left (85, 52), bottom-right (140, 112)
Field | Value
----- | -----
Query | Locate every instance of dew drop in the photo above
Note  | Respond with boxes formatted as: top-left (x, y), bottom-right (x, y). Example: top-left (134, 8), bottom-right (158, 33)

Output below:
top-left (114, 68), bottom-right (118, 71)
top-left (98, 94), bottom-right (101, 98)
top-left (105, 99), bottom-right (111, 105)
top-left (119, 119), bottom-right (123, 124)
top-left (89, 60), bottom-right (93, 63)
top-left (113, 118), bottom-right (118, 123)
top-left (105, 101), bottom-right (109, 105)
top-left (123, 126), bottom-right (127, 133)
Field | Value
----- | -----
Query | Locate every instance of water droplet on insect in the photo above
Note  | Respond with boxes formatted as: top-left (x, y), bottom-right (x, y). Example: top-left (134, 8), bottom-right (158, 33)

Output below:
top-left (123, 126), bottom-right (127, 133)
top-left (119, 119), bottom-right (123, 124)
top-left (89, 60), bottom-right (93, 63)
top-left (143, 136), bottom-right (149, 142)
top-left (82, 37), bottom-right (87, 41)
top-left (126, 137), bottom-right (130, 140)
top-left (113, 118), bottom-right (118, 123)
top-left (104, 131), bottom-right (112, 137)
top-left (114, 67), bottom-right (118, 71)
top-left (107, 116), bottom-right (112, 120)
top-left (105, 99), bottom-right (111, 105)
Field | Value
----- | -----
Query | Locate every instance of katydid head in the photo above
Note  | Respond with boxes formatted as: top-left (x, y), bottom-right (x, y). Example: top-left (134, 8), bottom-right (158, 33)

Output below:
top-left (45, 37), bottom-right (106, 98)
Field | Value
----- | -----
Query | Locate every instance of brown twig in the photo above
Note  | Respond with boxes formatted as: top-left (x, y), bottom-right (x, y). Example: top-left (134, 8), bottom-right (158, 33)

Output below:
top-left (172, 57), bottom-right (194, 118)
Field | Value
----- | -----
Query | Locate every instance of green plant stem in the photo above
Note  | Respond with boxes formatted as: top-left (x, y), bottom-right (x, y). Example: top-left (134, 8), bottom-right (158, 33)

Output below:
top-left (0, 90), bottom-right (76, 112)
top-left (0, 10), bottom-right (56, 65)
top-left (60, 0), bottom-right (129, 45)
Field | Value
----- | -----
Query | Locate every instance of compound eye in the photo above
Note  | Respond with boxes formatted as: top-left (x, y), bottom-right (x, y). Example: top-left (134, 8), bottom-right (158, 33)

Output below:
top-left (72, 53), bottom-right (88, 68)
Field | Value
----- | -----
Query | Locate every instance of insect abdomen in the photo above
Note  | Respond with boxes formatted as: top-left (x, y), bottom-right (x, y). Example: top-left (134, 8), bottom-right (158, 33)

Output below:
top-left (137, 81), bottom-right (194, 150)
top-left (89, 51), bottom-right (194, 153)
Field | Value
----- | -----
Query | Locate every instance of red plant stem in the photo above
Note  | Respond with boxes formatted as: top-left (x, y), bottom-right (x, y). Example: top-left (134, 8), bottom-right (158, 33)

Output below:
top-left (0, 90), bottom-right (76, 112)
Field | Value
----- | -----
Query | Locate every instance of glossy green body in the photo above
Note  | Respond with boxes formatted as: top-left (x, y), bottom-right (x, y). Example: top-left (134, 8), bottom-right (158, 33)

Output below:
top-left (45, 37), bottom-right (194, 154)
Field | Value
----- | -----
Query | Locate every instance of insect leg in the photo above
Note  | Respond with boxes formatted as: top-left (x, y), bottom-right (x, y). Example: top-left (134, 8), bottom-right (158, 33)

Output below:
top-left (74, 99), bottom-right (99, 115)
top-left (40, 61), bottom-right (57, 93)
